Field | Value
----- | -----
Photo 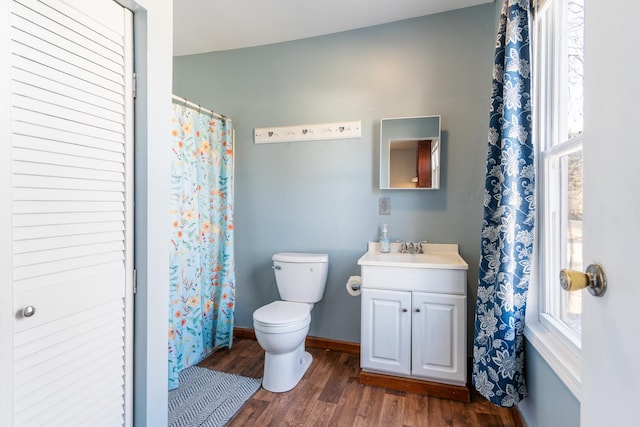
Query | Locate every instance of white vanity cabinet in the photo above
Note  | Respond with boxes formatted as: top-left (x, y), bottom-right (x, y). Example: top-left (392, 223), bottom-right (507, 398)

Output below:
top-left (358, 243), bottom-right (468, 390)
top-left (361, 288), bottom-right (466, 386)
top-left (411, 291), bottom-right (466, 384)
top-left (361, 288), bottom-right (412, 376)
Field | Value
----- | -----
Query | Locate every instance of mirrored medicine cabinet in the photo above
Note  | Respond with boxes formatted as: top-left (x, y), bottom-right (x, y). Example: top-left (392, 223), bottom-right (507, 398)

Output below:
top-left (380, 115), bottom-right (441, 190)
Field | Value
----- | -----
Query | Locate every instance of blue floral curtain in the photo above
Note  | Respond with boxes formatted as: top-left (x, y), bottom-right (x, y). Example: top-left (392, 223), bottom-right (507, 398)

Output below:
top-left (472, 0), bottom-right (534, 407)
top-left (168, 102), bottom-right (235, 390)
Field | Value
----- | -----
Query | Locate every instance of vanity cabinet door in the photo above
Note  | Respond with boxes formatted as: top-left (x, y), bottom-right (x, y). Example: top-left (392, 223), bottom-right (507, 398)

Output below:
top-left (411, 292), bottom-right (466, 385)
top-left (360, 288), bottom-right (411, 376)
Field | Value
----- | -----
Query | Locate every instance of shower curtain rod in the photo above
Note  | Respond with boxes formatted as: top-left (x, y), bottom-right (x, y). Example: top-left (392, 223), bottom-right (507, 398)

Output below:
top-left (172, 94), bottom-right (230, 123)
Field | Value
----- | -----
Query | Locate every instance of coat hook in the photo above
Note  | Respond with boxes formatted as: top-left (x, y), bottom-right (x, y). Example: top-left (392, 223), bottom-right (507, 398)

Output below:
top-left (338, 126), bottom-right (345, 132)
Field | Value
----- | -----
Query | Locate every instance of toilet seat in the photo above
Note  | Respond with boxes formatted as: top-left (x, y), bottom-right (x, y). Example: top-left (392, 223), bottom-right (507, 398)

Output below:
top-left (253, 301), bottom-right (311, 332)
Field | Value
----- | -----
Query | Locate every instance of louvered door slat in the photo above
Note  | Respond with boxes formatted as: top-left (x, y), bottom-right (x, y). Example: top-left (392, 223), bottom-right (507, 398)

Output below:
top-left (14, 231), bottom-right (124, 254)
top-left (13, 262), bottom-right (124, 294)
top-left (12, 81), bottom-right (124, 125)
top-left (12, 120), bottom-right (125, 152)
top-left (13, 188), bottom-right (125, 202)
top-left (12, 55), bottom-right (123, 104)
top-left (9, 0), bottom-right (133, 425)
top-left (13, 135), bottom-right (125, 164)
top-left (52, 389), bottom-right (125, 427)
top-left (16, 349), bottom-right (123, 404)
top-left (12, 108), bottom-right (124, 142)
top-left (13, 165), bottom-right (124, 185)
top-left (14, 211), bottom-right (124, 227)
top-left (12, 1), bottom-right (123, 70)
top-left (13, 220), bottom-right (124, 240)
top-left (14, 252), bottom-right (125, 281)
top-left (13, 298), bottom-right (123, 348)
top-left (12, 67), bottom-right (124, 115)
top-left (14, 240), bottom-right (125, 267)
top-left (14, 175), bottom-right (125, 193)
top-left (15, 346), bottom-right (125, 422)
top-left (10, 12), bottom-right (124, 81)
top-left (13, 147), bottom-right (124, 172)
top-left (14, 0), bottom-right (123, 51)
top-left (15, 314), bottom-right (122, 374)
top-left (15, 333), bottom-right (124, 391)
top-left (13, 94), bottom-right (124, 133)
top-left (10, 32), bottom-right (123, 94)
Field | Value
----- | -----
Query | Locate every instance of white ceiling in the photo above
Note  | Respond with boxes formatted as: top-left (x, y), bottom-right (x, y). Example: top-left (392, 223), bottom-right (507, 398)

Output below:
top-left (173, 0), bottom-right (493, 56)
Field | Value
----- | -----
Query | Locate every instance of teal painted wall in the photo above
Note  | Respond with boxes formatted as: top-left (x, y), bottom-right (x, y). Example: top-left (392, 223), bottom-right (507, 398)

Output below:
top-left (518, 342), bottom-right (581, 427)
top-left (173, 4), bottom-right (494, 344)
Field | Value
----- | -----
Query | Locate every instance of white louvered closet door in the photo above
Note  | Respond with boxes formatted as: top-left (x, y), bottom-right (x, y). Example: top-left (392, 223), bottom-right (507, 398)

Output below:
top-left (7, 0), bottom-right (134, 426)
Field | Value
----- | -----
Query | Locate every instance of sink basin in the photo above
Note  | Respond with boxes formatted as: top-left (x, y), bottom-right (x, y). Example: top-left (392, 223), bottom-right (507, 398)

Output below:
top-left (357, 243), bottom-right (468, 270)
top-left (357, 242), bottom-right (468, 293)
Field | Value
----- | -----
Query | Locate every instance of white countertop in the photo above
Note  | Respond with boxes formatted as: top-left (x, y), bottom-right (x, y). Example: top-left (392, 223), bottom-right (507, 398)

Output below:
top-left (357, 242), bottom-right (468, 270)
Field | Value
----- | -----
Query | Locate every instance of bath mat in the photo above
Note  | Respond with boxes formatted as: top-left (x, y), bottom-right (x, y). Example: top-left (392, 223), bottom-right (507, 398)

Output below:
top-left (168, 366), bottom-right (261, 427)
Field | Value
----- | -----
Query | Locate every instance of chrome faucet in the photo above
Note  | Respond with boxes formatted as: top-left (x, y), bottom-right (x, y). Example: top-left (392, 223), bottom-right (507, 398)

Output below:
top-left (401, 242), bottom-right (417, 254)
top-left (415, 241), bottom-right (428, 254)
top-left (400, 240), bottom-right (428, 254)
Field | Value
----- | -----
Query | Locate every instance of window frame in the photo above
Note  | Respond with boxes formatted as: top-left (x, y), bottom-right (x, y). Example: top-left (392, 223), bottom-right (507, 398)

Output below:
top-left (525, 0), bottom-right (583, 400)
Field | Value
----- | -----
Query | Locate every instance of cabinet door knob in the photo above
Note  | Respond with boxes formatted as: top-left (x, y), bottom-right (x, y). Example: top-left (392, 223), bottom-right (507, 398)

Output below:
top-left (402, 308), bottom-right (408, 312)
top-left (22, 306), bottom-right (36, 317)
top-left (415, 308), bottom-right (421, 313)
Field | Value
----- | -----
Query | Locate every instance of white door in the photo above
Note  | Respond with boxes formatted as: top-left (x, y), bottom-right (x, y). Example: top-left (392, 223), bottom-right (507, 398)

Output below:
top-left (0, 0), bottom-right (134, 425)
top-left (412, 292), bottom-right (465, 385)
top-left (360, 288), bottom-right (412, 375)
top-left (581, 0), bottom-right (640, 425)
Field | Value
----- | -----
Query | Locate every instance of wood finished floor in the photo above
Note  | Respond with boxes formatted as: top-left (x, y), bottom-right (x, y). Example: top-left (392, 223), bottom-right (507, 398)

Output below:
top-left (198, 337), bottom-right (522, 427)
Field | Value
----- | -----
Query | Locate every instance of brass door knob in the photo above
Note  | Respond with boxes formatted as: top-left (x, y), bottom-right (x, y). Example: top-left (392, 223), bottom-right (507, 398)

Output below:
top-left (560, 264), bottom-right (607, 297)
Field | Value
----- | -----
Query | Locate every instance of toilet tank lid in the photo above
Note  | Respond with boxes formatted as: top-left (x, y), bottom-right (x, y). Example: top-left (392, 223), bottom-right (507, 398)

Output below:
top-left (272, 252), bottom-right (328, 263)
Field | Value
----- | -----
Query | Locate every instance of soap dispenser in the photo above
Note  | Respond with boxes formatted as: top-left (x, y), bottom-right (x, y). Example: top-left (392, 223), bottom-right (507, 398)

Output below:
top-left (380, 224), bottom-right (390, 253)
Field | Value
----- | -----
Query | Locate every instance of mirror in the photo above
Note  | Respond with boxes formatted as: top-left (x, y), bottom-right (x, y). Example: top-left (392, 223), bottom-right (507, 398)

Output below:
top-left (380, 116), bottom-right (441, 190)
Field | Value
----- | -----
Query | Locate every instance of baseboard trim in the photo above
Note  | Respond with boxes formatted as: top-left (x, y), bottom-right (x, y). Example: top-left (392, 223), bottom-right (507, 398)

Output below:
top-left (233, 326), bottom-right (256, 340)
top-left (305, 335), bottom-right (360, 354)
top-left (233, 326), bottom-right (360, 354)
top-left (359, 370), bottom-right (471, 402)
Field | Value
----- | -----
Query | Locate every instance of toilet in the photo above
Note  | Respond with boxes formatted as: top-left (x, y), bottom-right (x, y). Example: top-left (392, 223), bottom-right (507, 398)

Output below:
top-left (252, 252), bottom-right (329, 392)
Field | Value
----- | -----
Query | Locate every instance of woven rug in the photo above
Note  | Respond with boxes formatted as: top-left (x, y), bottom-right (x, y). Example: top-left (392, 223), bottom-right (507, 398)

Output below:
top-left (168, 366), bottom-right (262, 427)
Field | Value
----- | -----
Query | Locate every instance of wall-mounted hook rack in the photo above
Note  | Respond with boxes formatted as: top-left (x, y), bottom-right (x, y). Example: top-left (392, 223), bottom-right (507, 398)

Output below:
top-left (254, 120), bottom-right (362, 144)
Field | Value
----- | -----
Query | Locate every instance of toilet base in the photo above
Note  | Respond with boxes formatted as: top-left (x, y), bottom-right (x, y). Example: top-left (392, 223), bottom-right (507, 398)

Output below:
top-left (261, 343), bottom-right (312, 393)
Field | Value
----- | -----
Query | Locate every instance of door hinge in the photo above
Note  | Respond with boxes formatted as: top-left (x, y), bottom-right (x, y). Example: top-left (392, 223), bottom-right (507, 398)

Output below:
top-left (132, 72), bottom-right (137, 99)
top-left (133, 268), bottom-right (137, 294)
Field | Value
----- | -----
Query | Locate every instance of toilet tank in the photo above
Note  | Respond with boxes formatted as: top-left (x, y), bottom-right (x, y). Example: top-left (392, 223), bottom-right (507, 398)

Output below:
top-left (272, 252), bottom-right (329, 303)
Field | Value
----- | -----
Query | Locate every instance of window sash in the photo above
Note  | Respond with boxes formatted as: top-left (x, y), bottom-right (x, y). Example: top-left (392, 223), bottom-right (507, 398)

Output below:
top-left (533, 0), bottom-right (584, 362)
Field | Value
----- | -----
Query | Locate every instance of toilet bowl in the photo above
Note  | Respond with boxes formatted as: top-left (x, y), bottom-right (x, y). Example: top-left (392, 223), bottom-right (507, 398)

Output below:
top-left (252, 252), bottom-right (329, 393)
top-left (253, 301), bottom-right (312, 392)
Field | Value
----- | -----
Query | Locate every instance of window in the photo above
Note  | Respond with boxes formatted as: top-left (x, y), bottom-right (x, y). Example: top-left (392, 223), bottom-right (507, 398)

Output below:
top-left (527, 0), bottom-right (584, 395)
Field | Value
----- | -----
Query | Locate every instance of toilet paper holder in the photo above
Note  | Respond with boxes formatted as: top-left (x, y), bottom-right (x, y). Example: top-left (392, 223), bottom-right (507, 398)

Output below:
top-left (560, 263), bottom-right (607, 297)
top-left (346, 276), bottom-right (362, 296)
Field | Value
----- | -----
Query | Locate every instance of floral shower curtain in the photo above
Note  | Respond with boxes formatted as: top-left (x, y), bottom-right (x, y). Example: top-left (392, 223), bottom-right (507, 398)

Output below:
top-left (472, 0), bottom-right (534, 407)
top-left (168, 101), bottom-right (235, 390)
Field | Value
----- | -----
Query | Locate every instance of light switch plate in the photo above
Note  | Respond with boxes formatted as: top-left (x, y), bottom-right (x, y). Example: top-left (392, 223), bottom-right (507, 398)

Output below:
top-left (379, 197), bottom-right (390, 215)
